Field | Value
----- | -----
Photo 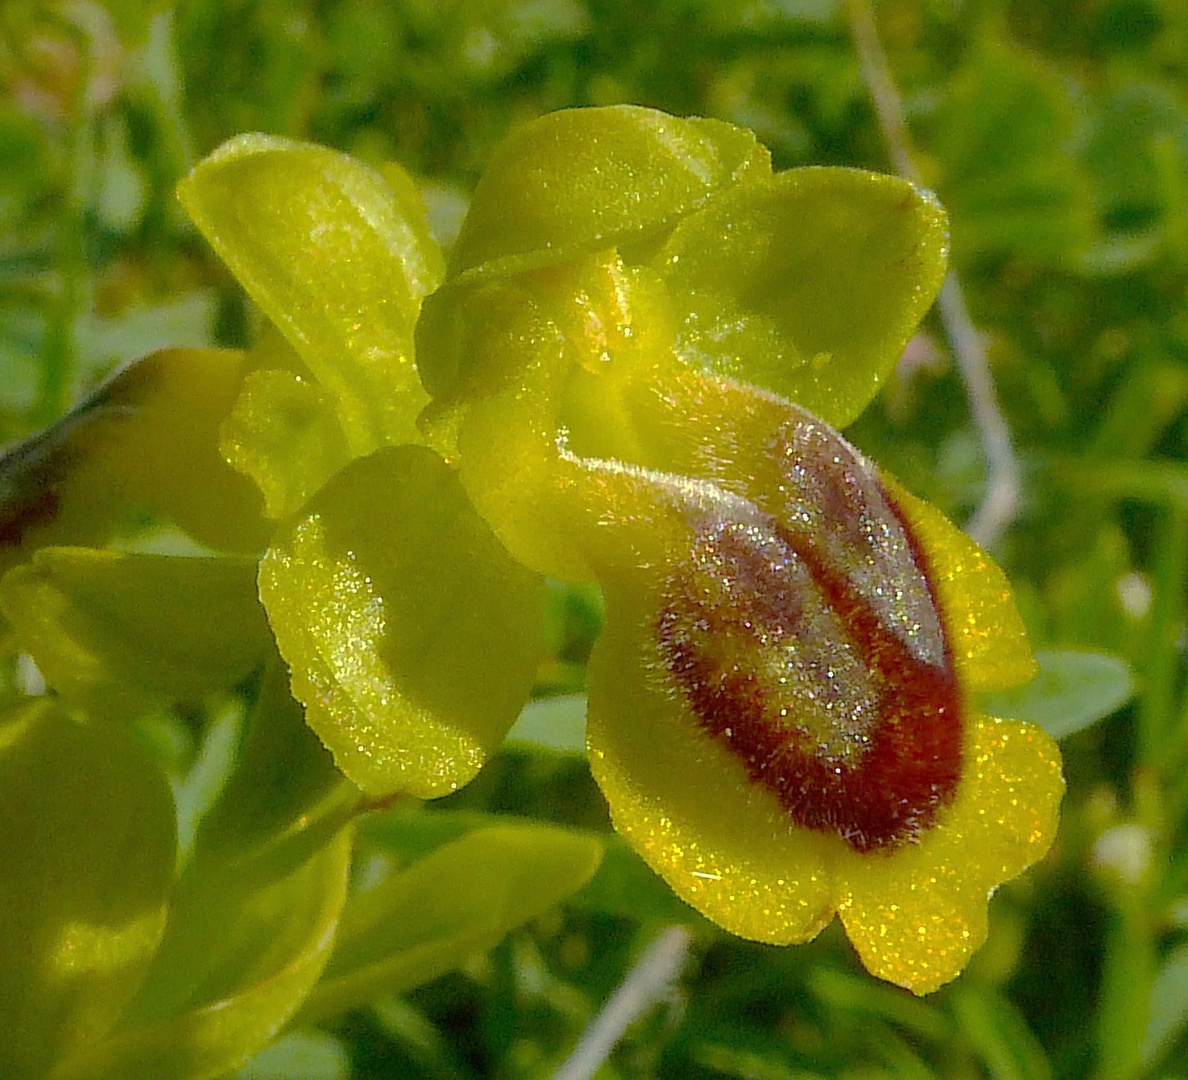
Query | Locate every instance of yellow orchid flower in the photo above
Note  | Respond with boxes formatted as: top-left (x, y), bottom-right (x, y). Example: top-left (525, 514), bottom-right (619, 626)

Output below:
top-left (175, 105), bottom-right (1064, 994)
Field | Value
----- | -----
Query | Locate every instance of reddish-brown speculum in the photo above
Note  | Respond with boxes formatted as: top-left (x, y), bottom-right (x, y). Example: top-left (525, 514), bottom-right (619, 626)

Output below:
top-left (657, 416), bottom-right (963, 852)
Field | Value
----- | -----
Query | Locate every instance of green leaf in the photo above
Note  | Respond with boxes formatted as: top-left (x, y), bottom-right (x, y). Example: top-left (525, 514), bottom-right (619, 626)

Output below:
top-left (298, 823), bottom-right (603, 1023)
top-left (91, 0), bottom-right (171, 39)
top-left (866, 1023), bottom-right (937, 1080)
top-left (1142, 944), bottom-right (1188, 1068)
top-left (654, 167), bottom-right (949, 426)
top-left (447, 105), bottom-right (772, 278)
top-left (1083, 79), bottom-right (1188, 228)
top-left (173, 0), bottom-right (319, 151)
top-left (138, 839), bottom-right (350, 1024)
top-left (692, 1043), bottom-right (828, 1080)
top-left (1091, 356), bottom-right (1188, 461)
top-left (505, 693), bottom-right (588, 756)
top-left (171, 700), bottom-right (245, 864)
top-left (178, 135), bottom-right (445, 454)
top-left (932, 39), bottom-right (1094, 265)
top-left (259, 444), bottom-right (545, 797)
top-left (111, 661), bottom-right (358, 1071)
top-left (807, 969), bottom-right (950, 1041)
top-left (709, 0), bottom-right (844, 28)
top-left (357, 808), bottom-right (604, 868)
top-left (367, 997), bottom-right (474, 1080)
top-left (1096, 902), bottom-right (1155, 1080)
top-left (0, 703), bottom-right (175, 1080)
top-left (977, 649), bottom-right (1136, 740)
top-left (357, 807), bottom-right (490, 864)
top-left (188, 657), bottom-right (360, 888)
top-left (0, 548), bottom-right (272, 717)
top-left (55, 831), bottom-right (353, 1080)
top-left (368, 0), bottom-right (588, 89)
top-left (949, 985), bottom-right (1052, 1080)
top-left (0, 348), bottom-right (269, 571)
top-left (236, 1029), bottom-right (350, 1080)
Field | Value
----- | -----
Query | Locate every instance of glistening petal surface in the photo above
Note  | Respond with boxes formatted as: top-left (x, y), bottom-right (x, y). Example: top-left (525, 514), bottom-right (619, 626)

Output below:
top-left (447, 105), bottom-right (772, 277)
top-left (655, 168), bottom-right (949, 427)
top-left (259, 446), bottom-right (545, 797)
top-left (179, 135), bottom-right (444, 453)
top-left (838, 715), bottom-right (1064, 994)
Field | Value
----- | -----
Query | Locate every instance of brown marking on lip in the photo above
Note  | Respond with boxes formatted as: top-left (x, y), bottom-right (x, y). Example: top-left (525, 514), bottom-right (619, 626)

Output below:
top-left (657, 422), bottom-right (962, 852)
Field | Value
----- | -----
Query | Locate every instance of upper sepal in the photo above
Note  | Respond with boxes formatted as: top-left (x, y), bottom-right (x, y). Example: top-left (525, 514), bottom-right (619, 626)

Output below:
top-left (447, 105), bottom-right (772, 278)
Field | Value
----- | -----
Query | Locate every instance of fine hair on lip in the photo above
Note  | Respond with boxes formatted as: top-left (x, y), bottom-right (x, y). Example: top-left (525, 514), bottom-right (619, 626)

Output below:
top-left (657, 416), bottom-right (962, 852)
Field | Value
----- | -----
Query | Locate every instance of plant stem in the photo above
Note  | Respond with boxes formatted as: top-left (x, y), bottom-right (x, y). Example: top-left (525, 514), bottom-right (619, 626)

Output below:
top-left (552, 926), bottom-right (691, 1080)
top-left (1094, 897), bottom-right (1154, 1080)
top-left (847, 0), bottom-right (1020, 548)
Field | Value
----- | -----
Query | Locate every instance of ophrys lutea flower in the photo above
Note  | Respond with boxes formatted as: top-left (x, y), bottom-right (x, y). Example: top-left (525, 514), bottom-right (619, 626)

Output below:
top-left (177, 105), bottom-right (1064, 994)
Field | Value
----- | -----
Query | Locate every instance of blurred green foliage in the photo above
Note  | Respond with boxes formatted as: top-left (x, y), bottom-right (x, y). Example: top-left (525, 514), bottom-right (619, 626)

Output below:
top-left (2, 0), bottom-right (1188, 1077)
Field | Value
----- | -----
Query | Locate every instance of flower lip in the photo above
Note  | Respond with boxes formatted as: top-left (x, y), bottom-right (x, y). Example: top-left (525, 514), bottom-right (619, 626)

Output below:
top-left (656, 422), bottom-right (963, 853)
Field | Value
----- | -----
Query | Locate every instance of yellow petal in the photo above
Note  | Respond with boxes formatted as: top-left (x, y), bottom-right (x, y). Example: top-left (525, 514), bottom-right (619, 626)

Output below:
top-left (837, 713), bottom-right (1063, 994)
top-left (259, 446), bottom-right (544, 798)
top-left (883, 478), bottom-right (1038, 693)
top-left (219, 368), bottom-right (352, 521)
top-left (587, 578), bottom-right (838, 945)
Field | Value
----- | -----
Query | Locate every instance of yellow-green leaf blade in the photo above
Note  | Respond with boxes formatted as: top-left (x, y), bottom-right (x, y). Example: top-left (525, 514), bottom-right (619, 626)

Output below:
top-left (0, 703), bottom-right (176, 1080)
top-left (0, 549), bottom-right (273, 718)
top-left (117, 664), bottom-right (356, 1036)
top-left (978, 649), bottom-right (1136, 740)
top-left (187, 657), bottom-right (361, 889)
top-left (299, 824), bottom-right (603, 1023)
top-left (259, 445), bottom-right (545, 797)
top-left (53, 830), bottom-right (352, 1080)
